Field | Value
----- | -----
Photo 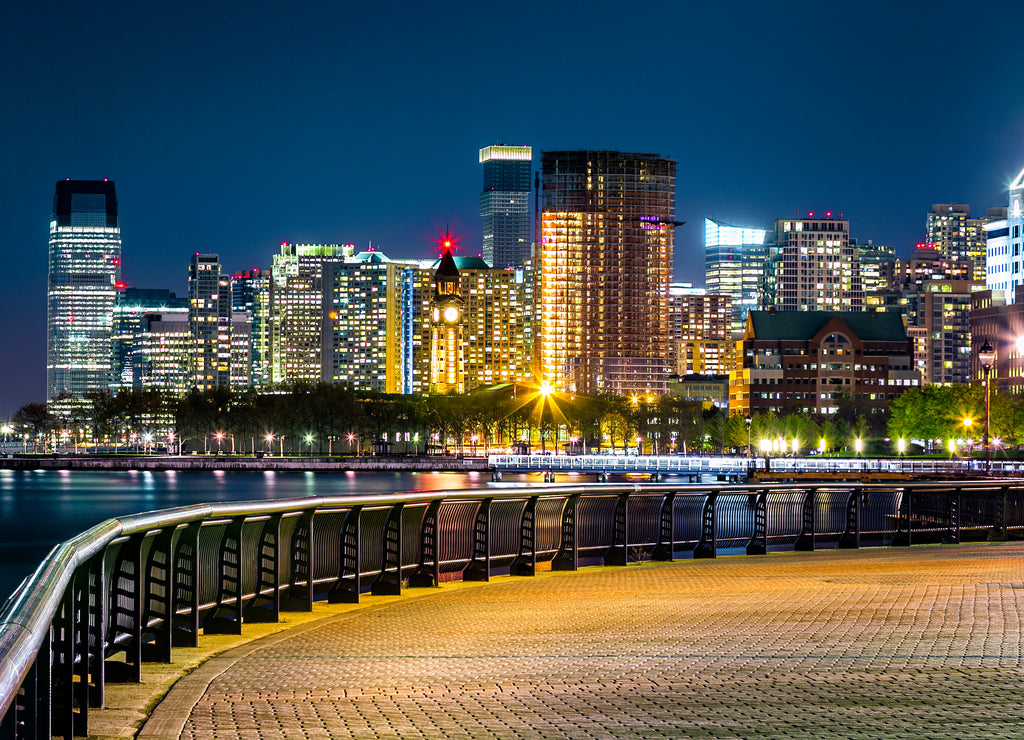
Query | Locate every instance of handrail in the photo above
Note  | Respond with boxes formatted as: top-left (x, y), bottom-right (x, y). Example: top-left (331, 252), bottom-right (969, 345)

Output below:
top-left (3, 479), bottom-right (1024, 737)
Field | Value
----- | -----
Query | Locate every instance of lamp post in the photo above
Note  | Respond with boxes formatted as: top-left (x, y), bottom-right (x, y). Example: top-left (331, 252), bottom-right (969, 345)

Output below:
top-left (745, 415), bottom-right (752, 458)
top-left (979, 338), bottom-right (995, 476)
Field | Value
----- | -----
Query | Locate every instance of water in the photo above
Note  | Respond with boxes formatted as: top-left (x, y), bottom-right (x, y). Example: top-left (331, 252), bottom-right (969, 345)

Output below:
top-left (0, 468), bottom-right (537, 604)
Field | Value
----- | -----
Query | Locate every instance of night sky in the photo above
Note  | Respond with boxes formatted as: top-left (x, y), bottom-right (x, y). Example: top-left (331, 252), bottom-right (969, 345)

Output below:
top-left (3, 0), bottom-right (1023, 417)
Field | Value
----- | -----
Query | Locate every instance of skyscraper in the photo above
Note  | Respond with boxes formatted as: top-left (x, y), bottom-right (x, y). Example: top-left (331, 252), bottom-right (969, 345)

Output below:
top-left (480, 145), bottom-right (532, 269)
top-left (232, 269), bottom-right (271, 388)
top-left (704, 218), bottom-right (767, 336)
top-left (46, 179), bottom-right (122, 406)
top-left (764, 213), bottom-right (862, 312)
top-left (188, 254), bottom-right (232, 390)
top-left (925, 203), bottom-right (987, 282)
top-left (538, 150), bottom-right (677, 395)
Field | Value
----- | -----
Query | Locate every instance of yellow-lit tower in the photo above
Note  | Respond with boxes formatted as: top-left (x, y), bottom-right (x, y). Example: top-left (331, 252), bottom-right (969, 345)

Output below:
top-left (429, 236), bottom-right (465, 393)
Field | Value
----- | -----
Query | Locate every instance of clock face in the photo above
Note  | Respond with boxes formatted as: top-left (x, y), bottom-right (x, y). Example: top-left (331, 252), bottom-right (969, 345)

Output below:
top-left (443, 306), bottom-right (460, 323)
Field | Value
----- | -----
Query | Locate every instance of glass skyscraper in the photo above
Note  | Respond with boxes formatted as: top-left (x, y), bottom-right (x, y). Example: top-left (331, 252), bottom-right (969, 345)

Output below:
top-left (479, 145), bottom-right (532, 269)
top-left (703, 218), bottom-right (767, 336)
top-left (46, 179), bottom-right (122, 405)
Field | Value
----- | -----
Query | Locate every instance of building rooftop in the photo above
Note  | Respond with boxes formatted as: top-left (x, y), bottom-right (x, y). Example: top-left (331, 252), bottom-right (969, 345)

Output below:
top-left (747, 311), bottom-right (907, 342)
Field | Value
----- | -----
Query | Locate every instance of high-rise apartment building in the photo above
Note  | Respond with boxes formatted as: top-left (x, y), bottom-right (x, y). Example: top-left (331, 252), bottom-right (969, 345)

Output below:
top-left (913, 279), bottom-right (982, 386)
top-left (188, 254), bottom-right (233, 390)
top-left (270, 243), bottom-right (354, 384)
top-left (764, 214), bottom-right (862, 312)
top-left (538, 150), bottom-right (676, 395)
top-left (668, 284), bottom-right (734, 375)
top-left (703, 218), bottom-right (767, 336)
top-left (480, 145), bottom-right (532, 269)
top-left (232, 269), bottom-right (271, 387)
top-left (46, 179), bottom-right (122, 405)
top-left (926, 203), bottom-right (987, 282)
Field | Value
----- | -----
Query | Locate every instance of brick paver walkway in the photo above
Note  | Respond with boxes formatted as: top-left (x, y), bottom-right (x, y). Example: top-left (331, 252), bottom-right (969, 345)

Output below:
top-left (142, 544), bottom-right (1024, 738)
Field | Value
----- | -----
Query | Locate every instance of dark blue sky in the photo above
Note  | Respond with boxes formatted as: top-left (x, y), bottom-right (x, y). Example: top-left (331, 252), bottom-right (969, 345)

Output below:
top-left (3, 0), bottom-right (1023, 416)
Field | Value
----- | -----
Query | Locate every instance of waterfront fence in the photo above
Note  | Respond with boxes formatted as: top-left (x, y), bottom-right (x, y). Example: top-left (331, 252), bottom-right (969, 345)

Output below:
top-left (2, 480), bottom-right (1023, 739)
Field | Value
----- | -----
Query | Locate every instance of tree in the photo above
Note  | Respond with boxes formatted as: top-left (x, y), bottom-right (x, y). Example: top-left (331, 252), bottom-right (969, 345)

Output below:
top-left (12, 403), bottom-right (55, 452)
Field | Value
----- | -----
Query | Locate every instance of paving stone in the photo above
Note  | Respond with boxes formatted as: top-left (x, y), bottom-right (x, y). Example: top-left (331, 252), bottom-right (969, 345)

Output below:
top-left (139, 544), bottom-right (1024, 739)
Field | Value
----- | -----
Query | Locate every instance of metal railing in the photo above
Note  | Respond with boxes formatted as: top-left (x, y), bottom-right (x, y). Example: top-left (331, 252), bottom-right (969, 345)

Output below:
top-left (2, 479), bottom-right (1023, 739)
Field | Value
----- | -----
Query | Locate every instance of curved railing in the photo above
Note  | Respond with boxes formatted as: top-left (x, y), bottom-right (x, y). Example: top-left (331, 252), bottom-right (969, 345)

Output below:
top-left (2, 479), bottom-right (1024, 738)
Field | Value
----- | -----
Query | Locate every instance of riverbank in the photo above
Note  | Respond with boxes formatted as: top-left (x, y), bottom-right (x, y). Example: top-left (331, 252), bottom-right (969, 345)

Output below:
top-left (0, 454), bottom-right (492, 473)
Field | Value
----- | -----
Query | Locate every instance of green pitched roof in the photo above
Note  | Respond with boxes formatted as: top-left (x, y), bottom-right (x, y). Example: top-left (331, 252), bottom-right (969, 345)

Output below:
top-left (748, 311), bottom-right (907, 342)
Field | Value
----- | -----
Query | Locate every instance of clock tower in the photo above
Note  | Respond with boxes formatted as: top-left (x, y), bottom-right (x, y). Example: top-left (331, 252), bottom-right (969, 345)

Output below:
top-left (430, 239), bottom-right (465, 393)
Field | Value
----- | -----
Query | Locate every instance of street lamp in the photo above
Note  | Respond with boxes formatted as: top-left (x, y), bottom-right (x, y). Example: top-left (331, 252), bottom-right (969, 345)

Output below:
top-left (897, 438), bottom-right (906, 456)
top-left (744, 416), bottom-right (752, 458)
top-left (979, 338), bottom-right (995, 475)
top-left (854, 438), bottom-right (863, 456)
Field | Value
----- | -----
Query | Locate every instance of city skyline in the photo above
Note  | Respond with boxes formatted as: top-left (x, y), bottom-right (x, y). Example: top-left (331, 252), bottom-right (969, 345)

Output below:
top-left (3, 0), bottom-right (1023, 416)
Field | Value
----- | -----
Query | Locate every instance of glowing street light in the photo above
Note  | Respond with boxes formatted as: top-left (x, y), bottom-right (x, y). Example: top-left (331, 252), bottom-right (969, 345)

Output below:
top-left (854, 438), bottom-right (863, 456)
top-left (897, 438), bottom-right (906, 456)
top-left (819, 437), bottom-right (826, 455)
top-left (979, 338), bottom-right (996, 475)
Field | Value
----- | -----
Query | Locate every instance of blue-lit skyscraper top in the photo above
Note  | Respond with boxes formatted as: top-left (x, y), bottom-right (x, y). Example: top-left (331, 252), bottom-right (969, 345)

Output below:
top-left (480, 144), bottom-right (532, 270)
top-left (704, 217), bottom-right (768, 336)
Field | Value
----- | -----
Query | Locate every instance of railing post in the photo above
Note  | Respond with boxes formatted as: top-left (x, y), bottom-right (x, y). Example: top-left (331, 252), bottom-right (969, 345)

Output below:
top-left (943, 487), bottom-right (960, 545)
top-left (746, 491), bottom-right (767, 555)
top-left (409, 501), bottom-right (442, 588)
top-left (371, 503), bottom-right (404, 595)
top-left (693, 493), bottom-right (717, 559)
top-left (790, 488), bottom-right (814, 551)
top-left (462, 499), bottom-right (492, 582)
top-left (283, 509), bottom-right (316, 611)
top-left (604, 494), bottom-right (629, 566)
top-left (106, 533), bottom-right (145, 681)
top-left (989, 485), bottom-right (1008, 542)
top-left (204, 517), bottom-right (246, 634)
top-left (892, 488), bottom-right (911, 547)
top-left (837, 490), bottom-right (861, 549)
top-left (143, 526), bottom-right (177, 663)
top-left (327, 506), bottom-right (362, 603)
top-left (71, 564), bottom-right (91, 737)
top-left (244, 514), bottom-right (283, 623)
top-left (651, 493), bottom-right (675, 561)
top-left (172, 522), bottom-right (201, 646)
top-left (551, 494), bottom-right (580, 571)
top-left (510, 496), bottom-right (538, 576)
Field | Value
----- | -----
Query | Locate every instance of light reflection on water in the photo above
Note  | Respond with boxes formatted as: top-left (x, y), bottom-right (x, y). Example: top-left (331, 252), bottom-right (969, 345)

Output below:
top-left (0, 468), bottom-right (527, 603)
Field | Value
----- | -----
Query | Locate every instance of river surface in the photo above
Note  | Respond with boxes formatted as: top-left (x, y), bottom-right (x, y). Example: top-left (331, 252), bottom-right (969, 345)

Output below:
top-left (0, 468), bottom-right (544, 604)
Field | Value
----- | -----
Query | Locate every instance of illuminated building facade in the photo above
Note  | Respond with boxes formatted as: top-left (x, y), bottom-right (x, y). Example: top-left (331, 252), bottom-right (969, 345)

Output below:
top-left (730, 311), bottom-right (919, 417)
top-left (970, 286), bottom-right (1024, 393)
top-left (988, 166), bottom-right (1024, 304)
top-left (323, 251), bottom-right (403, 392)
top-left (703, 218), bottom-right (767, 335)
top-left (857, 241), bottom-right (896, 295)
top-left (429, 247), bottom-right (465, 393)
top-left (131, 313), bottom-right (191, 394)
top-left (188, 254), bottom-right (233, 390)
top-left (668, 284), bottom-right (734, 375)
top-left (765, 214), bottom-right (862, 312)
top-left (913, 279), bottom-right (982, 385)
top-left (538, 150), bottom-right (676, 395)
top-left (926, 203), bottom-right (988, 282)
top-left (270, 243), bottom-right (353, 384)
top-left (480, 145), bottom-right (532, 269)
top-left (46, 179), bottom-right (122, 404)
top-left (112, 288), bottom-right (188, 388)
top-left (232, 269), bottom-right (271, 387)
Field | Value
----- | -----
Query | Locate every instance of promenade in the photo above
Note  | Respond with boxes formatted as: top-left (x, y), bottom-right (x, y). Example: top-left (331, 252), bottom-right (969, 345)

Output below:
top-left (116, 543), bottom-right (1024, 739)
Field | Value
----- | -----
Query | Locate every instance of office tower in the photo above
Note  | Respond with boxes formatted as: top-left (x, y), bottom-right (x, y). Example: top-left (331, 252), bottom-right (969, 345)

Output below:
top-left (480, 145), bottom-right (532, 269)
top-left (188, 254), bottom-right (233, 390)
top-left (112, 288), bottom-right (188, 388)
top-left (668, 284), bottom-right (734, 375)
top-left (538, 150), bottom-right (676, 395)
top-left (985, 213), bottom-right (1011, 302)
top-left (997, 167), bottom-right (1024, 304)
top-left (232, 269), bottom-right (271, 387)
top-left (856, 241), bottom-right (896, 295)
top-left (46, 179), bottom-right (121, 405)
top-left (926, 203), bottom-right (987, 281)
top-left (765, 213), bottom-right (861, 312)
top-left (131, 313), bottom-right (191, 393)
top-left (913, 279), bottom-right (982, 385)
top-left (703, 218), bottom-right (767, 335)
top-left (971, 286), bottom-right (1024, 393)
top-left (270, 243), bottom-right (354, 384)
